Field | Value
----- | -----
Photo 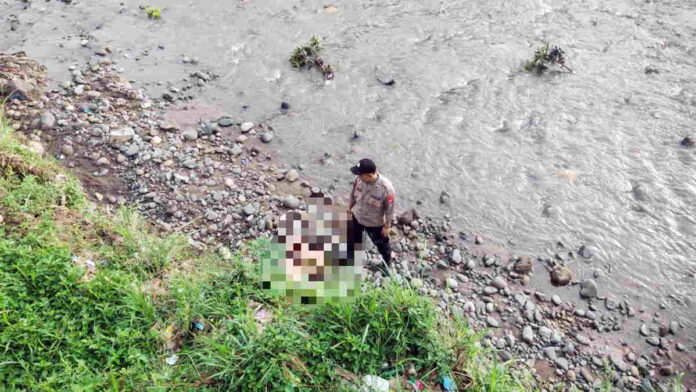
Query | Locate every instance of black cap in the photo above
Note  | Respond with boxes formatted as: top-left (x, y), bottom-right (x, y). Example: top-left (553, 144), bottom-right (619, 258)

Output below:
top-left (350, 158), bottom-right (377, 175)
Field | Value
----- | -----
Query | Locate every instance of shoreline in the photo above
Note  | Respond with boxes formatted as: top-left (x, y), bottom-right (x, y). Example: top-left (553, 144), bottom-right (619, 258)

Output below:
top-left (3, 51), bottom-right (694, 390)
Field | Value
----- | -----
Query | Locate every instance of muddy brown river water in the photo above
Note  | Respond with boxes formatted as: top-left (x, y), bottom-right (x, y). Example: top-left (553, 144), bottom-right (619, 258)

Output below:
top-left (2, 0), bottom-right (695, 340)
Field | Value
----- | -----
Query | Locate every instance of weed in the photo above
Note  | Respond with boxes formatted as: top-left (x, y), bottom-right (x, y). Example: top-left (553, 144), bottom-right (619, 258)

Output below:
top-left (523, 43), bottom-right (572, 73)
top-left (145, 6), bottom-right (162, 19)
top-left (289, 37), bottom-right (334, 79)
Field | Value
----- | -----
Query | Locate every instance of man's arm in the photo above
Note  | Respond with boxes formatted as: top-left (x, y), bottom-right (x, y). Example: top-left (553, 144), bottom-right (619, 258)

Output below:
top-left (383, 187), bottom-right (396, 231)
top-left (348, 178), bottom-right (358, 212)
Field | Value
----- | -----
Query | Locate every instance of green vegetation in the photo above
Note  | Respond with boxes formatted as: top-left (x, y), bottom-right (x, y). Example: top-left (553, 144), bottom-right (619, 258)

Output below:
top-left (145, 6), bottom-right (162, 19)
top-left (0, 117), bottom-right (685, 391)
top-left (289, 36), bottom-right (335, 79)
top-left (523, 43), bottom-right (572, 73)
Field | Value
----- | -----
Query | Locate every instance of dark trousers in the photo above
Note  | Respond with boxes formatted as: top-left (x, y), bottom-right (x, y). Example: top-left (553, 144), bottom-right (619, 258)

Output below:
top-left (349, 216), bottom-right (392, 268)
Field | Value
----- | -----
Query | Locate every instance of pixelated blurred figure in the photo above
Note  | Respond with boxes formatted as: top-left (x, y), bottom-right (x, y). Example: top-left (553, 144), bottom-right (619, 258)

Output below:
top-left (261, 197), bottom-right (365, 304)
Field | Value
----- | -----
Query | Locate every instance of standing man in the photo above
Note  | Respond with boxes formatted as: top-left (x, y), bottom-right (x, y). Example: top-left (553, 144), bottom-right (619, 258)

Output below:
top-left (348, 158), bottom-right (396, 275)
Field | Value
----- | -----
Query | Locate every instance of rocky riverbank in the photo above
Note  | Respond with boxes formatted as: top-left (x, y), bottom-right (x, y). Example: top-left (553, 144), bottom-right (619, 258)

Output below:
top-left (2, 51), bottom-right (693, 391)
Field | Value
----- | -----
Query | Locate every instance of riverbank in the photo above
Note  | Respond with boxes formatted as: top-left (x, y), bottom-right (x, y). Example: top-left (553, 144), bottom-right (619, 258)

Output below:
top-left (2, 50), bottom-right (693, 391)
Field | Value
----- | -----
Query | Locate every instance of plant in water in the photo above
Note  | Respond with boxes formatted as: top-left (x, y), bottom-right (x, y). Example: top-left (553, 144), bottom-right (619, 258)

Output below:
top-left (289, 36), bottom-right (334, 80)
top-left (144, 6), bottom-right (162, 19)
top-left (524, 43), bottom-right (572, 73)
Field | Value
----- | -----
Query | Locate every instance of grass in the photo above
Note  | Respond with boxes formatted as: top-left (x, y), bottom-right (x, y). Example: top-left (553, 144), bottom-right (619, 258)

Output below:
top-left (0, 118), bottom-right (686, 391)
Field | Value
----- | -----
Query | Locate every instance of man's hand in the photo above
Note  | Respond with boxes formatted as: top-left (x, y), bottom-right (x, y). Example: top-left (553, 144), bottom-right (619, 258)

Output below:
top-left (381, 225), bottom-right (390, 237)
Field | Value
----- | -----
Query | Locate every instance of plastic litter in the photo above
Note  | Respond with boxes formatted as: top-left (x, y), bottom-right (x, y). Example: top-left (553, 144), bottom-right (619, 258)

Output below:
top-left (409, 378), bottom-right (424, 391)
top-left (441, 375), bottom-right (457, 392)
top-left (362, 375), bottom-right (389, 392)
top-left (165, 354), bottom-right (178, 366)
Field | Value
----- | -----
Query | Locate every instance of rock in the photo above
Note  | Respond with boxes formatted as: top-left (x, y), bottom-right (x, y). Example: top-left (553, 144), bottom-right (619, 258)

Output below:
top-left (27, 141), bottom-right (45, 156)
top-left (243, 204), bottom-right (256, 216)
top-left (96, 157), bottom-right (110, 166)
top-left (218, 117), bottom-right (235, 127)
top-left (669, 321), bottom-right (679, 335)
top-left (522, 326), bottom-right (535, 344)
top-left (605, 297), bottom-right (618, 310)
top-left (450, 249), bottom-right (462, 263)
top-left (576, 334), bottom-right (590, 345)
top-left (465, 259), bottom-right (476, 270)
top-left (539, 326), bottom-right (553, 340)
top-left (282, 195), bottom-right (300, 209)
top-left (579, 279), bottom-right (598, 298)
top-left (463, 302), bottom-right (475, 313)
top-left (446, 278), bottom-right (459, 290)
top-left (109, 127), bottom-right (135, 146)
top-left (610, 353), bottom-right (628, 372)
top-left (439, 191), bottom-right (451, 205)
top-left (7, 78), bottom-right (36, 100)
top-left (543, 347), bottom-right (558, 360)
top-left (681, 136), bottom-right (695, 147)
top-left (513, 256), bottom-right (533, 274)
top-left (646, 337), bottom-right (660, 346)
top-left (551, 295), bottom-right (562, 306)
top-left (486, 316), bottom-right (500, 328)
top-left (483, 286), bottom-right (498, 295)
top-left (580, 368), bottom-right (594, 383)
top-left (124, 144), bottom-right (140, 157)
top-left (397, 210), bottom-right (416, 226)
top-left (61, 144), bottom-right (74, 156)
top-left (676, 343), bottom-right (686, 351)
top-left (639, 324), bottom-right (651, 337)
top-left (362, 375), bottom-right (389, 392)
top-left (40, 111), bottom-right (55, 130)
top-left (260, 132), bottom-right (273, 143)
top-left (475, 234), bottom-right (483, 244)
top-left (550, 265), bottom-right (573, 286)
top-left (566, 370), bottom-right (576, 382)
top-left (285, 169), bottom-right (299, 182)
top-left (492, 276), bottom-right (507, 289)
top-left (578, 245), bottom-right (594, 259)
top-left (240, 122), bottom-right (254, 133)
top-left (182, 129), bottom-right (198, 141)
top-left (659, 364), bottom-right (674, 377)
top-left (554, 357), bottom-right (569, 371)
top-left (281, 101), bottom-right (290, 110)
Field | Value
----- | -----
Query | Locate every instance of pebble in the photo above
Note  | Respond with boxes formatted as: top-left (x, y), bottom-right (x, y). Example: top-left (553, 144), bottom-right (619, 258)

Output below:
top-left (282, 195), bottom-right (300, 209)
top-left (182, 129), bottom-right (198, 141)
top-left (491, 276), bottom-right (507, 289)
top-left (450, 249), bottom-right (462, 263)
top-left (240, 122), bottom-right (254, 133)
top-left (522, 325), bottom-right (535, 343)
top-left (539, 326), bottom-right (553, 340)
top-left (640, 324), bottom-right (651, 337)
top-left (446, 278), bottom-right (459, 290)
top-left (610, 352), bottom-right (628, 372)
top-left (483, 286), bottom-right (498, 295)
top-left (285, 169), bottom-right (299, 182)
top-left (576, 334), bottom-right (590, 345)
top-left (579, 279), bottom-right (598, 298)
top-left (261, 132), bottom-right (273, 143)
top-left (218, 117), bottom-right (235, 127)
top-left (61, 144), bottom-right (74, 156)
top-left (554, 357), bottom-right (569, 371)
top-left (646, 337), bottom-right (660, 346)
top-left (486, 316), bottom-right (500, 328)
top-left (551, 295), bottom-right (562, 306)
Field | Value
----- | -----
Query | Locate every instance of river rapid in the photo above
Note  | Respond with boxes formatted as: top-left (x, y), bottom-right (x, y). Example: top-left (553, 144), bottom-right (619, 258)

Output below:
top-left (2, 0), bottom-right (695, 335)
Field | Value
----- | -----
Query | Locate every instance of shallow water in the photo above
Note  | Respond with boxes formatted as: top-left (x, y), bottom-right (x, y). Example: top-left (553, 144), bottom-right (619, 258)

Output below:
top-left (3, 0), bottom-right (695, 333)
